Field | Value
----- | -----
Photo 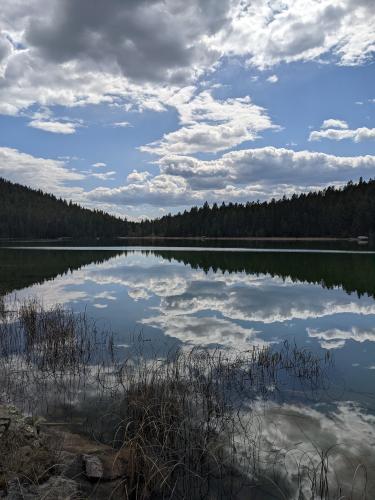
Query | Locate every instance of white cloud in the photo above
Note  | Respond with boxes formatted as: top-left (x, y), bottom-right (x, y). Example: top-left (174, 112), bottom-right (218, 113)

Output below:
top-left (266, 74), bottom-right (278, 83)
top-left (112, 121), bottom-right (131, 128)
top-left (0, 31), bottom-right (12, 64)
top-left (88, 174), bottom-right (196, 207)
top-left (88, 147), bottom-right (375, 208)
top-left (141, 90), bottom-right (277, 155)
top-left (28, 119), bottom-right (78, 134)
top-left (92, 171), bottom-right (116, 181)
top-left (92, 162), bottom-right (107, 168)
top-left (309, 126), bottom-right (375, 142)
top-left (126, 170), bottom-right (152, 183)
top-left (214, 0), bottom-right (375, 69)
top-left (321, 119), bottom-right (348, 129)
top-left (0, 0), bottom-right (373, 117)
top-left (0, 146), bottom-right (84, 196)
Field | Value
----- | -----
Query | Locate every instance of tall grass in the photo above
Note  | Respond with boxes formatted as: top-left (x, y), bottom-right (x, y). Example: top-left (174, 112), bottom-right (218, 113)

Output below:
top-left (0, 299), bottom-right (368, 499)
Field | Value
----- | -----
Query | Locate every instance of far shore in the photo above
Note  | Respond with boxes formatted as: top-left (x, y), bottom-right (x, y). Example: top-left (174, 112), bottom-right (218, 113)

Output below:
top-left (0, 235), bottom-right (369, 243)
top-left (118, 236), bottom-right (368, 242)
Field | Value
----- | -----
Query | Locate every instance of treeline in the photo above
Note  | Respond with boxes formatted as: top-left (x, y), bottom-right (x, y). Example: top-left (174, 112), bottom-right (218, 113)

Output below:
top-left (130, 179), bottom-right (375, 238)
top-left (0, 177), bottom-right (128, 239)
top-left (2, 177), bottom-right (375, 239)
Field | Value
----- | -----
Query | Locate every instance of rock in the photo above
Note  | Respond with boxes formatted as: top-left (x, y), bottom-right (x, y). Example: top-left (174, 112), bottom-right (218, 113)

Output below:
top-left (55, 452), bottom-right (82, 479)
top-left (0, 408), bottom-right (14, 436)
top-left (82, 448), bottom-right (131, 482)
top-left (59, 431), bottom-right (111, 455)
top-left (58, 431), bottom-right (131, 480)
top-left (37, 477), bottom-right (80, 499)
top-left (3, 480), bottom-right (38, 500)
top-left (4, 477), bottom-right (80, 500)
top-left (83, 454), bottom-right (103, 480)
top-left (0, 417), bottom-right (11, 436)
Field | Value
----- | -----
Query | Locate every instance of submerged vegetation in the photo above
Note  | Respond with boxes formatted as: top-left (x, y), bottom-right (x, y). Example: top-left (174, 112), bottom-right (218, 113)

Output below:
top-left (0, 299), bottom-right (370, 499)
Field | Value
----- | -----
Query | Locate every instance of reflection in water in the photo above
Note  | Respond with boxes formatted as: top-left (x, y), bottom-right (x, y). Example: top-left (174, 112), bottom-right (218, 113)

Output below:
top-left (155, 249), bottom-right (375, 298)
top-left (250, 400), bottom-right (375, 498)
top-left (0, 248), bottom-right (122, 296)
top-left (0, 247), bottom-right (375, 496)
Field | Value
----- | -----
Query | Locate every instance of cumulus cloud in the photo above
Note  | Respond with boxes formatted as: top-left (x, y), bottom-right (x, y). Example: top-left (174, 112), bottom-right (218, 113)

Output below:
top-left (0, 146), bottom-right (84, 195)
top-left (142, 90), bottom-right (277, 155)
top-left (24, 0), bottom-right (229, 84)
top-left (0, 32), bottom-right (12, 63)
top-left (309, 126), bottom-right (375, 142)
top-left (126, 170), bottom-right (152, 183)
top-left (87, 147), bottom-right (375, 207)
top-left (214, 0), bottom-right (375, 68)
top-left (91, 171), bottom-right (116, 181)
top-left (0, 0), bottom-right (373, 116)
top-left (321, 119), bottom-right (348, 129)
top-left (87, 174), bottom-right (197, 207)
top-left (92, 162), bottom-right (107, 168)
top-left (28, 119), bottom-right (79, 134)
top-left (266, 74), bottom-right (278, 83)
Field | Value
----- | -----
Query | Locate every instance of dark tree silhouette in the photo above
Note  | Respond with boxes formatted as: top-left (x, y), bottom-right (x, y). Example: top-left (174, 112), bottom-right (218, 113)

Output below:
top-left (129, 179), bottom-right (375, 239)
top-left (1, 177), bottom-right (375, 240)
top-left (0, 177), bottom-right (128, 239)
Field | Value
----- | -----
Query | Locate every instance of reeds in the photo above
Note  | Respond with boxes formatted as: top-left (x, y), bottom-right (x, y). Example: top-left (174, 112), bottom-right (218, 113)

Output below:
top-left (0, 299), bottom-right (368, 499)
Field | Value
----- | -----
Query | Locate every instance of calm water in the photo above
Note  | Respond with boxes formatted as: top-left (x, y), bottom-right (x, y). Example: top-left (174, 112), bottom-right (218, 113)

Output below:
top-left (1, 244), bottom-right (375, 494)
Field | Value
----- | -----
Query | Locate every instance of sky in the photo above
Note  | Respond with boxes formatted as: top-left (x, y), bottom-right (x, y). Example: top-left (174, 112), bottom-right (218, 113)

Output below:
top-left (0, 0), bottom-right (374, 220)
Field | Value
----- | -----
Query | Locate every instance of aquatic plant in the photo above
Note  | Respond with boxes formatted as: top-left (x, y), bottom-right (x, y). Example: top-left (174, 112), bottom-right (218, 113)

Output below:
top-left (0, 300), bottom-right (369, 499)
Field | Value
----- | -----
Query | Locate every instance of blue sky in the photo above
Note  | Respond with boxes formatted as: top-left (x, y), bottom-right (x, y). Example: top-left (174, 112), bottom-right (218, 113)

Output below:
top-left (0, 0), bottom-right (374, 219)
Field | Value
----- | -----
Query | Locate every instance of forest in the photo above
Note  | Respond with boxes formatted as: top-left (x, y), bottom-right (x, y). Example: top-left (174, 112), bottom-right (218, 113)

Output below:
top-left (1, 176), bottom-right (375, 239)
top-left (0, 177), bottom-right (128, 239)
top-left (130, 178), bottom-right (375, 238)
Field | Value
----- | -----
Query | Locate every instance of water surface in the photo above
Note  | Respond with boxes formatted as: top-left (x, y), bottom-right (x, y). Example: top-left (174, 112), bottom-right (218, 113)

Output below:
top-left (1, 245), bottom-right (374, 495)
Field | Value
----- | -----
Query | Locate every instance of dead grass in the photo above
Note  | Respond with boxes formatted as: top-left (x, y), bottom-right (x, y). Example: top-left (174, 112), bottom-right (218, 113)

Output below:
top-left (0, 299), bottom-right (368, 499)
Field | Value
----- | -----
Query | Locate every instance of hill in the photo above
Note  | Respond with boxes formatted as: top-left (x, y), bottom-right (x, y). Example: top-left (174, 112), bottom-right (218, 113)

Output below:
top-left (2, 177), bottom-right (375, 239)
top-left (130, 179), bottom-right (375, 238)
top-left (0, 177), bottom-right (128, 239)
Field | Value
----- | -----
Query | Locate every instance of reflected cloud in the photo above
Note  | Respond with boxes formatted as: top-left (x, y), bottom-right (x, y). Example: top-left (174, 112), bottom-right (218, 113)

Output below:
top-left (252, 400), bottom-right (375, 498)
top-left (128, 289), bottom-right (151, 301)
top-left (308, 326), bottom-right (375, 349)
top-left (87, 259), bottom-right (375, 324)
top-left (142, 314), bottom-right (267, 348)
top-left (5, 251), bottom-right (375, 355)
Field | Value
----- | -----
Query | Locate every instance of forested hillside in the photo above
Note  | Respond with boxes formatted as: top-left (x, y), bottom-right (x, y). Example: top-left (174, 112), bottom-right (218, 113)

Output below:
top-left (1, 177), bottom-right (375, 239)
top-left (130, 179), bottom-right (375, 238)
top-left (0, 178), bottom-right (128, 239)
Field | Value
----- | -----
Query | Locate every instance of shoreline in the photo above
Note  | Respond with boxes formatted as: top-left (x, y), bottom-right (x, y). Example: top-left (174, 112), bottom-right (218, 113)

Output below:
top-left (119, 236), bottom-right (365, 242)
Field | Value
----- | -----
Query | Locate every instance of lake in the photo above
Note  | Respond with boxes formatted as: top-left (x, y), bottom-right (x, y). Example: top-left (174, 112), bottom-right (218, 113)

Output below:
top-left (1, 243), bottom-right (375, 497)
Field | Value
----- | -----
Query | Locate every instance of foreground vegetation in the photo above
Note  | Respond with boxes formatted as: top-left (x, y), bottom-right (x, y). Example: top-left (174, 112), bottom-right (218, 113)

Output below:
top-left (0, 299), bottom-right (370, 498)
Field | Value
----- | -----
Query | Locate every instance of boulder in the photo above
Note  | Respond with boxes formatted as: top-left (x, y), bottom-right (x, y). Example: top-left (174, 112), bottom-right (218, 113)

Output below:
top-left (83, 454), bottom-right (103, 480)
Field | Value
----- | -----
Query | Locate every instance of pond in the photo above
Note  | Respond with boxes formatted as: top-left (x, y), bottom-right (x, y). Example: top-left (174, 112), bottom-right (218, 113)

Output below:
top-left (1, 243), bottom-right (374, 497)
